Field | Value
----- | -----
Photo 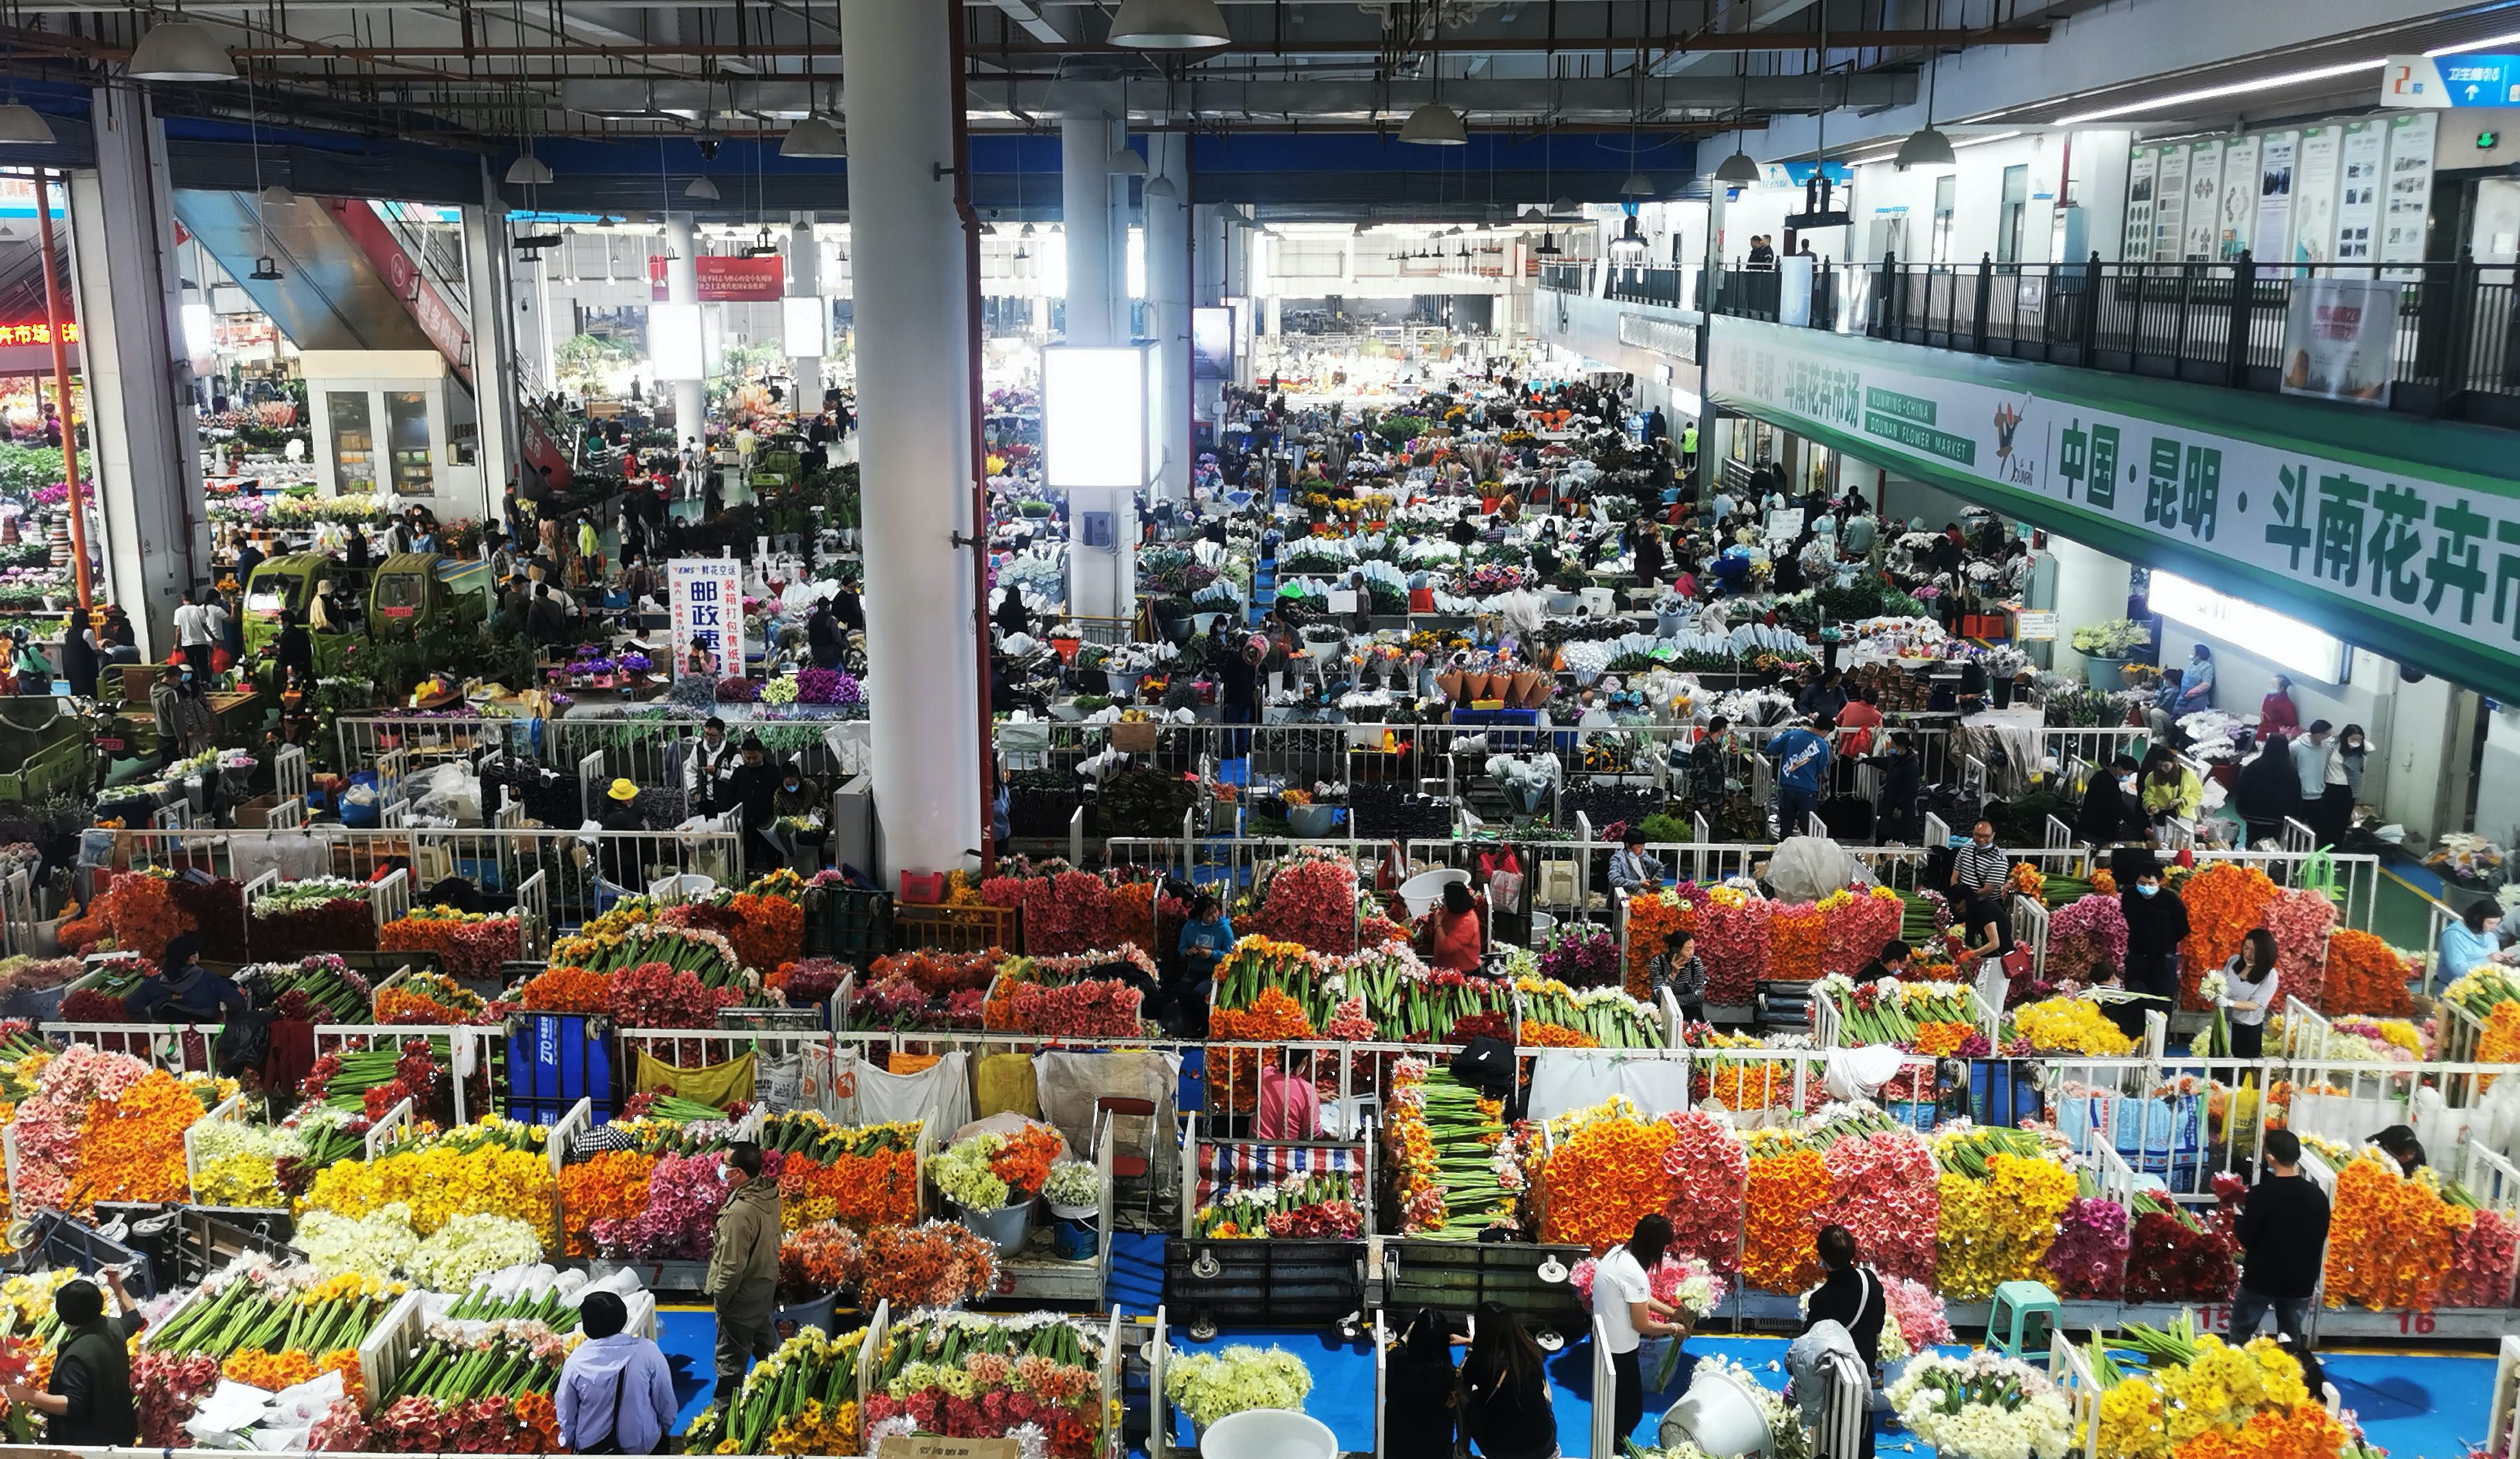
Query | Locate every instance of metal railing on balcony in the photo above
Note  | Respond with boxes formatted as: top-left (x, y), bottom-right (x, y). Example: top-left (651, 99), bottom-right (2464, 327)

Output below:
top-left (1690, 250), bottom-right (2520, 427)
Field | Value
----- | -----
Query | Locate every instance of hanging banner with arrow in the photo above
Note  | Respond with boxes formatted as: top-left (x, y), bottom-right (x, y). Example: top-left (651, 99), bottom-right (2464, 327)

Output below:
top-left (2382, 54), bottom-right (2520, 107)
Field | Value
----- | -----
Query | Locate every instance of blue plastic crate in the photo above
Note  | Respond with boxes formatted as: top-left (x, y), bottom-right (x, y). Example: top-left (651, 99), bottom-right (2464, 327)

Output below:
top-left (507, 1013), bottom-right (614, 1125)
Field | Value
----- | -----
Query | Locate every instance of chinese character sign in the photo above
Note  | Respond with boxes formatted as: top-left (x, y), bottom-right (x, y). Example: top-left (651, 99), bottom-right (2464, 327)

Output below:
top-left (669, 557), bottom-right (745, 681)
top-left (1706, 318), bottom-right (2520, 692)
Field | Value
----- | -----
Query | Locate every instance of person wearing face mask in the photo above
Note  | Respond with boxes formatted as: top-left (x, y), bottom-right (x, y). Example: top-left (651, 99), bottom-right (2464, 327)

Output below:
top-left (705, 1143), bottom-right (780, 1406)
top-left (2291, 721), bottom-right (2351, 848)
top-left (772, 764), bottom-right (825, 866)
top-left (2075, 754), bottom-right (2142, 847)
top-left (729, 737), bottom-right (781, 871)
top-left (2337, 725), bottom-right (2371, 803)
top-left (683, 718), bottom-right (741, 817)
top-left (2173, 644), bottom-right (2216, 714)
top-left (2139, 747), bottom-right (2203, 824)
top-left (2438, 901), bottom-right (2514, 984)
top-left (2119, 859), bottom-right (2190, 1015)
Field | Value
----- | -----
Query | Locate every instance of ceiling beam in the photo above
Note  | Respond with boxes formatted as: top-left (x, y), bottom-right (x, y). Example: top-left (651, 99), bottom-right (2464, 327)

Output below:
top-left (187, 26), bottom-right (2043, 53)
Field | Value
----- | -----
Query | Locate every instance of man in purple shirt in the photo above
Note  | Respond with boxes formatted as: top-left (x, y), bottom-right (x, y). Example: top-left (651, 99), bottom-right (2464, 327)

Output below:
top-left (555, 1291), bottom-right (678, 1454)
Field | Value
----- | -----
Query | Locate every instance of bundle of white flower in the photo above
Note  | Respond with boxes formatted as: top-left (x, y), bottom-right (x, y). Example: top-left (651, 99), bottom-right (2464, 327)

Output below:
top-left (1884, 1351), bottom-right (2074, 1459)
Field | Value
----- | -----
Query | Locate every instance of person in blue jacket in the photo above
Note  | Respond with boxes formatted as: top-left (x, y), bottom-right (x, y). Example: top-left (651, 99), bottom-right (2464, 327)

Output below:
top-left (1767, 714), bottom-right (1835, 837)
top-left (123, 933), bottom-right (248, 1022)
top-left (1177, 893), bottom-right (1236, 1000)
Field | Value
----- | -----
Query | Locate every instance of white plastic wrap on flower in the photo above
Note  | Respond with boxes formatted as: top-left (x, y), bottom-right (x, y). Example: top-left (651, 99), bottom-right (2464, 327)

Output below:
top-left (1884, 1352), bottom-right (2074, 1459)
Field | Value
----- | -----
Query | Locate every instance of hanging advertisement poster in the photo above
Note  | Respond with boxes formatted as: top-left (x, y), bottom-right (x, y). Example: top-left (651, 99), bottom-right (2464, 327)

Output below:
top-left (2253, 130), bottom-right (2300, 272)
top-left (2123, 147), bottom-right (2160, 260)
top-left (2293, 126), bottom-right (2342, 265)
top-left (2379, 111), bottom-right (2440, 275)
top-left (2182, 138), bottom-right (2225, 259)
top-left (2151, 144), bottom-right (2190, 261)
top-left (2331, 120), bottom-right (2387, 263)
top-left (668, 557), bottom-right (747, 679)
top-left (2279, 275), bottom-right (2398, 407)
top-left (2217, 135), bottom-right (2261, 260)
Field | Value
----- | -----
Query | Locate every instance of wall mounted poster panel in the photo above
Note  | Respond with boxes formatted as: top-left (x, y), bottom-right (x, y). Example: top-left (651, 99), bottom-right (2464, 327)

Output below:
top-left (2331, 120), bottom-right (2387, 264)
top-left (2218, 135), bottom-right (2261, 260)
top-left (2123, 147), bottom-right (2160, 261)
top-left (2379, 111), bottom-right (2439, 276)
top-left (2183, 138), bottom-right (2224, 259)
top-left (2253, 131), bottom-right (2300, 273)
top-left (2294, 126), bottom-right (2342, 265)
top-left (2152, 144), bottom-right (2190, 261)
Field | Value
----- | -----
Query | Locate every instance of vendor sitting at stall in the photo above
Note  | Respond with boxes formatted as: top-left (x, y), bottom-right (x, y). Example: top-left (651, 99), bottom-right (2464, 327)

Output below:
top-left (124, 933), bottom-right (248, 1022)
top-left (1420, 880), bottom-right (1487, 973)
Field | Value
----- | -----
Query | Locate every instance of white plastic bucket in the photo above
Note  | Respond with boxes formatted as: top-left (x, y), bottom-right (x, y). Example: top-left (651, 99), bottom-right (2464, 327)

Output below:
top-left (1397, 867), bottom-right (1470, 917)
top-left (954, 1199), bottom-right (1036, 1256)
top-left (1661, 1363), bottom-right (1777, 1458)
top-left (1527, 911), bottom-right (1558, 946)
top-left (1200, 1408), bottom-right (1337, 1459)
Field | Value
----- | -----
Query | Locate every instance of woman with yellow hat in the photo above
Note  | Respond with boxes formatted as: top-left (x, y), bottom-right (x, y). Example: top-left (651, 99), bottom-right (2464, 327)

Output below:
top-left (598, 777), bottom-right (645, 887)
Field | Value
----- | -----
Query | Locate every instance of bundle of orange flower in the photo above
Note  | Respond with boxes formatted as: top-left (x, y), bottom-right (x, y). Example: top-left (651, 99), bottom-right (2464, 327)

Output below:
top-left (2318, 929), bottom-right (2416, 1017)
top-left (557, 1149), bottom-right (659, 1256)
top-left (1741, 1132), bottom-right (1829, 1292)
top-left (1207, 987), bottom-right (1315, 1112)
top-left (1518, 1020), bottom-right (1598, 1049)
top-left (1623, 892), bottom-right (1698, 996)
top-left (73, 1068), bottom-right (207, 1204)
top-left (1108, 878), bottom-right (1188, 955)
top-left (515, 966), bottom-right (609, 1015)
top-left (2323, 1154), bottom-right (2458, 1312)
top-left (2175, 864), bottom-right (2280, 1009)
top-left (1535, 1103), bottom-right (1679, 1253)
top-left (725, 890), bottom-right (805, 972)
top-left (1767, 904), bottom-right (1827, 981)
top-left (2167, 1403), bottom-right (2359, 1459)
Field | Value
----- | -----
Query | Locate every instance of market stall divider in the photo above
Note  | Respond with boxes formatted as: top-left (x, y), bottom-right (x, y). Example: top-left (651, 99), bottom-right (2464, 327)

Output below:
top-left (2490, 1333), bottom-right (2520, 1459)
top-left (30, 1019), bottom-right (495, 1121)
top-left (2049, 1324), bottom-right (2106, 1459)
top-left (1589, 1312), bottom-right (1616, 1459)
top-left (335, 716), bottom-right (525, 778)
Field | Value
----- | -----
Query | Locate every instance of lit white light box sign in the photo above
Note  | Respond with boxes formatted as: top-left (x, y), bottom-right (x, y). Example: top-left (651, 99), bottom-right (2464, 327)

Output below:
top-left (1041, 345), bottom-right (1150, 489)
top-left (781, 295), bottom-right (829, 356)
top-left (2150, 569), bottom-right (2353, 684)
top-left (649, 302), bottom-right (705, 380)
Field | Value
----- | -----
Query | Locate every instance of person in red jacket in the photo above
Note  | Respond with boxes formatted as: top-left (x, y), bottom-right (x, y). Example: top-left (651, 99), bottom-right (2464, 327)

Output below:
top-left (1421, 881), bottom-right (1487, 973)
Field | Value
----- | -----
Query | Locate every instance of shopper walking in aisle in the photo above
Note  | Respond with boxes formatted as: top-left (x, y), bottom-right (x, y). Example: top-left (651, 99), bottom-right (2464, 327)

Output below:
top-left (1, 1268), bottom-right (144, 1444)
top-left (1802, 1226), bottom-right (1887, 1374)
top-left (2232, 1129), bottom-right (2328, 1393)
top-left (1594, 1214), bottom-right (1692, 1447)
top-left (1767, 714), bottom-right (1834, 837)
top-left (2119, 857), bottom-right (2189, 1019)
top-left (705, 1142), bottom-right (779, 1405)
top-left (1951, 818), bottom-right (2009, 908)
top-left (555, 1290), bottom-right (676, 1455)
top-left (2291, 721), bottom-right (2351, 848)
top-left (173, 589), bottom-right (214, 678)
top-left (1384, 1308), bottom-right (1460, 1459)
top-left (1460, 1300), bottom-right (1556, 1459)
top-left (2215, 928), bottom-right (2282, 1060)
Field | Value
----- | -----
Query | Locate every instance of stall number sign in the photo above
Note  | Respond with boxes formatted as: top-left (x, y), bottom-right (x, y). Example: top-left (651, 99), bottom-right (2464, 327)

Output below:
top-left (1707, 320), bottom-right (2520, 689)
top-left (2014, 610), bottom-right (2059, 641)
top-left (669, 557), bottom-right (745, 679)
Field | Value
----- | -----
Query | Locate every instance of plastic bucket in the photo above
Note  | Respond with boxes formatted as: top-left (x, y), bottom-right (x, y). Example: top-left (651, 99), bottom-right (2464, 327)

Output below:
top-left (1200, 1409), bottom-right (1338, 1459)
top-left (1663, 1362), bottom-right (1777, 1459)
top-left (2083, 656), bottom-right (2129, 692)
top-left (955, 1198), bottom-right (1035, 1256)
top-left (774, 1290), bottom-right (838, 1339)
top-left (1397, 868), bottom-right (1470, 918)
top-left (1051, 1208), bottom-right (1097, 1260)
top-left (1288, 804), bottom-right (1337, 838)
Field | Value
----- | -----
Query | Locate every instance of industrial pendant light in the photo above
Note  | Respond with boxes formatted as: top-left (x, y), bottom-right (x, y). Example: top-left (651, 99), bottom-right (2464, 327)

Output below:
top-left (126, 20), bottom-right (236, 82)
top-left (506, 154), bottom-right (554, 186)
top-left (1107, 145), bottom-right (1145, 177)
top-left (1534, 231), bottom-right (1560, 256)
top-left (1896, 0), bottom-right (1956, 169)
top-left (1619, 170), bottom-right (1654, 198)
top-left (685, 174), bottom-right (720, 200)
top-left (0, 104), bottom-right (52, 145)
top-left (1106, 0), bottom-right (1230, 49)
top-left (1610, 214), bottom-right (1647, 258)
top-left (1712, 62), bottom-right (1760, 186)
top-left (1400, 103), bottom-right (1467, 146)
top-left (258, 184), bottom-right (295, 210)
top-left (781, 113), bottom-right (846, 160)
top-left (1144, 175), bottom-right (1178, 200)
top-left (249, 255), bottom-right (283, 280)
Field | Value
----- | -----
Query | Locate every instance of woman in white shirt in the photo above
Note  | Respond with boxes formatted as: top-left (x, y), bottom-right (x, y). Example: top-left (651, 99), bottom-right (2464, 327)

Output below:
top-left (2218, 927), bottom-right (2283, 1060)
top-left (1592, 1214), bottom-right (1691, 1447)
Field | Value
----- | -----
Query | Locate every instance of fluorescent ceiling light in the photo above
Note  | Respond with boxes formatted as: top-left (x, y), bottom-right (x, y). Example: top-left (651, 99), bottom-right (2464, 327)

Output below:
top-left (1398, 103), bottom-right (1468, 145)
top-left (1106, 0), bottom-right (1230, 49)
top-left (1954, 131), bottom-right (2023, 149)
top-left (2053, 59), bottom-right (2382, 125)
top-left (2428, 30), bottom-right (2520, 57)
top-left (126, 21), bottom-right (236, 82)
top-left (0, 104), bottom-right (54, 145)
top-left (780, 115), bottom-right (846, 159)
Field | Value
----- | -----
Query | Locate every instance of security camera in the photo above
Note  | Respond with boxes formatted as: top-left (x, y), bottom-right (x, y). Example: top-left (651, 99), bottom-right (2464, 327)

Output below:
top-left (697, 137), bottom-right (721, 160)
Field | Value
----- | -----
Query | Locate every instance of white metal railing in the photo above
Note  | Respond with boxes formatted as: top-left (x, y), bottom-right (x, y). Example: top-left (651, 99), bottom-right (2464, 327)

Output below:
top-left (334, 716), bottom-right (519, 781)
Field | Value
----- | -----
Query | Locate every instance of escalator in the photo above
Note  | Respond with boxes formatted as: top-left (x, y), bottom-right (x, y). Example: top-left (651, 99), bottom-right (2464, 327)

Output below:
top-left (175, 189), bottom-right (573, 488)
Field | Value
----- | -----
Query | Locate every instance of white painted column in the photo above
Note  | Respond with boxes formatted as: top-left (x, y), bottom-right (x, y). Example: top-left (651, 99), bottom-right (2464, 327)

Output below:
top-left (1062, 115), bottom-right (1116, 346)
top-left (459, 167), bottom-right (517, 502)
top-left (2044, 533), bottom-right (2135, 680)
top-left (839, 0), bottom-right (984, 878)
top-left (1192, 204), bottom-right (1228, 425)
top-left (665, 213), bottom-right (705, 446)
top-left (1266, 296), bottom-right (1283, 336)
top-left (66, 86), bottom-right (204, 658)
top-left (1145, 133), bottom-right (1190, 499)
top-left (789, 214), bottom-right (822, 408)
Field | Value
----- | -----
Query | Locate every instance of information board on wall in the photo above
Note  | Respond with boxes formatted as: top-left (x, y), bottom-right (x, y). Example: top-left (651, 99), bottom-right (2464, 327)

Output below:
top-left (2295, 126), bottom-right (2342, 265)
top-left (2152, 146), bottom-right (2190, 261)
top-left (669, 557), bottom-right (746, 679)
top-left (1705, 320), bottom-right (2520, 694)
top-left (2332, 120), bottom-right (2387, 263)
top-left (2217, 135), bottom-right (2260, 260)
top-left (2380, 111), bottom-right (2440, 274)
top-left (2182, 138), bottom-right (2224, 260)
top-left (2123, 148), bottom-right (2159, 261)
top-left (2253, 131), bottom-right (2300, 269)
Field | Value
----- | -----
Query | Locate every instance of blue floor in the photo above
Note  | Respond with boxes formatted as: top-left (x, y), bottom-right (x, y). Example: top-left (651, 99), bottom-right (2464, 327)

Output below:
top-left (658, 1299), bottom-right (2494, 1456)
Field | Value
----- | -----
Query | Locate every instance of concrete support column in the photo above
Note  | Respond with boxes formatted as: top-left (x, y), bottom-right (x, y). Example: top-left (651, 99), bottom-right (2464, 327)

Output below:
top-left (789, 214), bottom-right (822, 408)
top-left (1192, 205), bottom-right (1228, 425)
top-left (1062, 115), bottom-right (1116, 346)
top-left (1145, 133), bottom-right (1190, 499)
top-left (839, 0), bottom-right (983, 877)
top-left (665, 213), bottom-right (705, 445)
top-left (460, 166), bottom-right (517, 502)
top-left (66, 86), bottom-right (203, 658)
